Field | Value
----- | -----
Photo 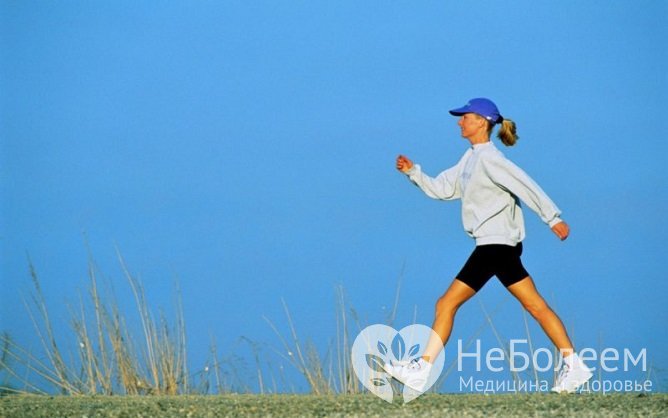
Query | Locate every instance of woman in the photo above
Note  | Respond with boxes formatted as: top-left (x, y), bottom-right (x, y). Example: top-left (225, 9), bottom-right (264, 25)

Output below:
top-left (392, 98), bottom-right (591, 394)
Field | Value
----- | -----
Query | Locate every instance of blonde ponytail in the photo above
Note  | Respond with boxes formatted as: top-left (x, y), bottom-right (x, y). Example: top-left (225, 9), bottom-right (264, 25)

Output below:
top-left (497, 118), bottom-right (518, 147)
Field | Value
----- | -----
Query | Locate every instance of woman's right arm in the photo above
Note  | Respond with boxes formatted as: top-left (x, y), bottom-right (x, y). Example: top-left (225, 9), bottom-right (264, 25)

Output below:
top-left (396, 154), bottom-right (463, 201)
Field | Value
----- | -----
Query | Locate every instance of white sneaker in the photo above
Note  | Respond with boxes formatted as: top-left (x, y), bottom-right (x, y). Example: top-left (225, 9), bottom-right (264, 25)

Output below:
top-left (551, 361), bottom-right (593, 393)
top-left (389, 358), bottom-right (432, 393)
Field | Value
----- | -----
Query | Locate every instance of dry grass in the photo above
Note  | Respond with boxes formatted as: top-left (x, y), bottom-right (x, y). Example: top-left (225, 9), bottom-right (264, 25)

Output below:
top-left (0, 252), bottom-right (188, 395)
top-left (261, 274), bottom-right (406, 395)
top-left (0, 262), bottom-right (547, 396)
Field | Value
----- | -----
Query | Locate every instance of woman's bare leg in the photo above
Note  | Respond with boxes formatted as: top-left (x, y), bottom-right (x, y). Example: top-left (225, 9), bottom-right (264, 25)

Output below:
top-left (506, 276), bottom-right (574, 354)
top-left (422, 279), bottom-right (476, 363)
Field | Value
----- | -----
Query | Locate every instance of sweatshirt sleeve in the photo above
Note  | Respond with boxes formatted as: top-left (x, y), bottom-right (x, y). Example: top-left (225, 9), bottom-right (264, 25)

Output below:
top-left (481, 154), bottom-right (563, 227)
top-left (405, 159), bottom-right (464, 201)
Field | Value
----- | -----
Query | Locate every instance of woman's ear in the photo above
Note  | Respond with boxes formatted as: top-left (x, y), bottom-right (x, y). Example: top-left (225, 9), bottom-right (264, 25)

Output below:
top-left (475, 114), bottom-right (486, 129)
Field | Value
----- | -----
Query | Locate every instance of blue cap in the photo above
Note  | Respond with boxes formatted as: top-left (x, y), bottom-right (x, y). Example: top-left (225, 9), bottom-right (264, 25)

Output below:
top-left (449, 98), bottom-right (503, 124)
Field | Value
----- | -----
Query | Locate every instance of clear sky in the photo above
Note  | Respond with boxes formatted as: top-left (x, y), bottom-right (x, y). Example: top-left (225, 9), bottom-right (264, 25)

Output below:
top-left (2, 1), bottom-right (667, 393)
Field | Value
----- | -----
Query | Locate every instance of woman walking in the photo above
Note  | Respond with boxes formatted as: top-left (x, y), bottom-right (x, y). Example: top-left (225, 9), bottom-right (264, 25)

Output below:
top-left (392, 98), bottom-right (592, 394)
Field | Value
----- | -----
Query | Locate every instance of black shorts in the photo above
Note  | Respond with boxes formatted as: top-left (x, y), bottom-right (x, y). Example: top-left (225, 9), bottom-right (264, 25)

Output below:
top-left (456, 243), bottom-right (529, 292)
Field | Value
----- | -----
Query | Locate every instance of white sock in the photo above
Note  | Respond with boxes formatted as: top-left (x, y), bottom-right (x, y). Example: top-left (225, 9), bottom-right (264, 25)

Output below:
top-left (416, 358), bottom-right (432, 370)
top-left (564, 353), bottom-right (589, 370)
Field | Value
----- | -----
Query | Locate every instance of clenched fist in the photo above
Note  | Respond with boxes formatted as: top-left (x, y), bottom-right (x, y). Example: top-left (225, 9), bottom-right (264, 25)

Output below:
top-left (396, 155), bottom-right (414, 173)
top-left (551, 221), bottom-right (570, 241)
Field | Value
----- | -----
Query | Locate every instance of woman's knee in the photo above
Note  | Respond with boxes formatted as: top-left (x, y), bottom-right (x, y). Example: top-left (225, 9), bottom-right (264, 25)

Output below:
top-left (523, 298), bottom-right (551, 319)
top-left (435, 294), bottom-right (460, 316)
top-left (435, 280), bottom-right (475, 317)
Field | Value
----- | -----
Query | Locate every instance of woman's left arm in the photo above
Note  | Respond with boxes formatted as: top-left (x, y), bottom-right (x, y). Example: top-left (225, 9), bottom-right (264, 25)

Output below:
top-left (482, 155), bottom-right (568, 240)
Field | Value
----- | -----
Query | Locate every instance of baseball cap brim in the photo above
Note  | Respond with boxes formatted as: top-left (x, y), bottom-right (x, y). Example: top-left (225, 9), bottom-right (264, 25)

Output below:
top-left (448, 105), bottom-right (473, 116)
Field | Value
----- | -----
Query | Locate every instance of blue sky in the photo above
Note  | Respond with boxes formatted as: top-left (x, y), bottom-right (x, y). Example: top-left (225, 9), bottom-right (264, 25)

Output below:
top-left (2, 1), bottom-right (667, 392)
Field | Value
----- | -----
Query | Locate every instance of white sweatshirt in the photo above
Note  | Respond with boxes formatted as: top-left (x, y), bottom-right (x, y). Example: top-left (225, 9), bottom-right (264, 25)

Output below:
top-left (406, 141), bottom-right (562, 246)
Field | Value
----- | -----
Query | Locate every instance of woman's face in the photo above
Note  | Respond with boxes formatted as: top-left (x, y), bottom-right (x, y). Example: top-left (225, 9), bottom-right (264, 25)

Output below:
top-left (457, 113), bottom-right (485, 139)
